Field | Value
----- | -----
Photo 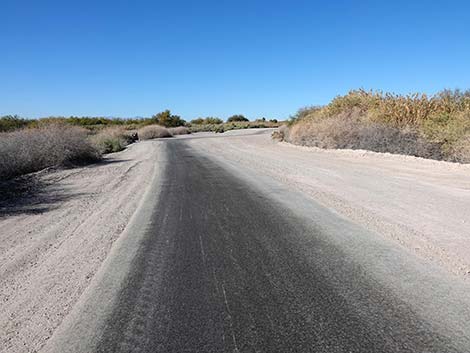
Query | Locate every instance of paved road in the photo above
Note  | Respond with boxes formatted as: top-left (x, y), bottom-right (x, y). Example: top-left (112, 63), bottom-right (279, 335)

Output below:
top-left (86, 140), bottom-right (461, 353)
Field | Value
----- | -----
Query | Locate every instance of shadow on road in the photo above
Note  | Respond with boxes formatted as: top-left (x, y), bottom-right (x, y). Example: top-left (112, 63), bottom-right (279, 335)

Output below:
top-left (0, 157), bottom-right (132, 218)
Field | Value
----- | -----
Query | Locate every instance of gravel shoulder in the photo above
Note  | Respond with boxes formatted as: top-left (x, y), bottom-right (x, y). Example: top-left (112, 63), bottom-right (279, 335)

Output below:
top-left (184, 129), bottom-right (470, 277)
top-left (0, 141), bottom-right (163, 353)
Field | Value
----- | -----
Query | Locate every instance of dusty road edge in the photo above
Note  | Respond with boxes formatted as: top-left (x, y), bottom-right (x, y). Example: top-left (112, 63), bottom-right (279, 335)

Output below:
top-left (41, 143), bottom-right (167, 353)
top-left (187, 138), bottom-right (470, 349)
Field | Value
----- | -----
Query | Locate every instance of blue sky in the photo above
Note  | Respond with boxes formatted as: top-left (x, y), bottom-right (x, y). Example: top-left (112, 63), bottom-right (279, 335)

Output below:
top-left (1, 0), bottom-right (470, 120)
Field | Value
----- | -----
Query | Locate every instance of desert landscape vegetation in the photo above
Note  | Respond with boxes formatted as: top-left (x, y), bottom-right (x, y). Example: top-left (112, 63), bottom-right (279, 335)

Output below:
top-left (2, 1), bottom-right (470, 351)
top-left (0, 110), bottom-right (280, 180)
top-left (2, 88), bottom-right (470, 182)
top-left (275, 89), bottom-right (470, 163)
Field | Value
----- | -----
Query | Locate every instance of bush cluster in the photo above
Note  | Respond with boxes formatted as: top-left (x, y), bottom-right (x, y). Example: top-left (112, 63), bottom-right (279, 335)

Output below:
top-left (189, 120), bottom-right (281, 133)
top-left (283, 89), bottom-right (470, 162)
top-left (137, 125), bottom-right (172, 140)
top-left (191, 117), bottom-right (223, 125)
top-left (152, 110), bottom-right (186, 127)
top-left (90, 127), bottom-right (137, 154)
top-left (168, 126), bottom-right (190, 135)
top-left (0, 115), bottom-right (30, 132)
top-left (0, 124), bottom-right (100, 180)
top-left (227, 114), bottom-right (249, 122)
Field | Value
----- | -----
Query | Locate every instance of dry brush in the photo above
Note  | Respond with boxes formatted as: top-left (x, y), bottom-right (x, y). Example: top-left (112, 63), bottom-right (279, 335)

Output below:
top-left (280, 89), bottom-right (470, 163)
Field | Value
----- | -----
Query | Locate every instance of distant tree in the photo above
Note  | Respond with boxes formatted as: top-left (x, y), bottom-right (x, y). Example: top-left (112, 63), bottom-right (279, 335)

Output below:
top-left (227, 114), bottom-right (249, 122)
top-left (152, 110), bottom-right (186, 127)
top-left (269, 118), bottom-right (278, 123)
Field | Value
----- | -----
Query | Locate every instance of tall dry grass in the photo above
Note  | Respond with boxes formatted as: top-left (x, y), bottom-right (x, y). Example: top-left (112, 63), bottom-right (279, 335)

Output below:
top-left (0, 124), bottom-right (100, 180)
top-left (284, 89), bottom-right (470, 162)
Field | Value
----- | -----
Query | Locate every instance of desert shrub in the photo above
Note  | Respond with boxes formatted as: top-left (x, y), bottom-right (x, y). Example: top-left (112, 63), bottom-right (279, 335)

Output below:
top-left (227, 114), bottom-right (249, 122)
top-left (190, 118), bottom-right (205, 125)
top-left (284, 89), bottom-right (470, 162)
top-left (215, 125), bottom-right (225, 133)
top-left (188, 124), bottom-right (219, 133)
top-left (0, 115), bottom-right (30, 132)
top-left (288, 113), bottom-right (442, 159)
top-left (90, 127), bottom-right (137, 154)
top-left (152, 110), bottom-right (186, 127)
top-left (138, 125), bottom-right (172, 140)
top-left (40, 116), bottom-right (155, 128)
top-left (191, 117), bottom-right (222, 125)
top-left (204, 117), bottom-right (223, 124)
top-left (0, 124), bottom-right (100, 180)
top-left (168, 126), bottom-right (190, 135)
top-left (451, 133), bottom-right (470, 163)
top-left (188, 119), bottom-right (281, 133)
top-left (421, 111), bottom-right (470, 157)
top-left (272, 125), bottom-right (289, 141)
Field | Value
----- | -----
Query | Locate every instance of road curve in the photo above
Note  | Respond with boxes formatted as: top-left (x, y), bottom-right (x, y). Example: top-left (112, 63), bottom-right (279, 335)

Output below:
top-left (42, 137), bottom-right (470, 353)
top-left (87, 140), bottom-right (460, 353)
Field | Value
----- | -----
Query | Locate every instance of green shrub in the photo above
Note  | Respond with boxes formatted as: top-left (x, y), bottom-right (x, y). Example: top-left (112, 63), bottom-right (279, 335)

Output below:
top-left (227, 114), bottom-right (249, 122)
top-left (0, 115), bottom-right (30, 132)
top-left (191, 117), bottom-right (223, 125)
top-left (152, 110), bottom-right (186, 127)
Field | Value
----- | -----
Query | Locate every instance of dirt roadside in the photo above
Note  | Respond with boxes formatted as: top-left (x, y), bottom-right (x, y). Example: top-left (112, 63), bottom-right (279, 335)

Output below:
top-left (185, 129), bottom-right (470, 278)
top-left (2, 128), bottom-right (470, 352)
top-left (0, 141), bottom-right (162, 353)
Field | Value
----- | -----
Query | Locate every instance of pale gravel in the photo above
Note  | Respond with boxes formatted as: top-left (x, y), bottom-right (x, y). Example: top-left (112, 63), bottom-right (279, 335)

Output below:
top-left (185, 129), bottom-right (470, 278)
top-left (0, 141), bottom-right (161, 353)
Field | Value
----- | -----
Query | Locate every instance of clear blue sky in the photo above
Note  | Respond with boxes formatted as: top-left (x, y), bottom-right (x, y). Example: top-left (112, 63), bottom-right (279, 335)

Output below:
top-left (2, 0), bottom-right (470, 120)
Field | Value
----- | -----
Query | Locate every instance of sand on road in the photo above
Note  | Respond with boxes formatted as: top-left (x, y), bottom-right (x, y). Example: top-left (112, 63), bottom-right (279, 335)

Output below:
top-left (2, 129), bottom-right (470, 352)
top-left (0, 141), bottom-right (163, 353)
top-left (185, 129), bottom-right (470, 277)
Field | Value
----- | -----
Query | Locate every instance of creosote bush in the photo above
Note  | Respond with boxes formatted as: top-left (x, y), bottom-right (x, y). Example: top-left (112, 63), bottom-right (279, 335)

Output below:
top-left (0, 124), bottom-right (100, 180)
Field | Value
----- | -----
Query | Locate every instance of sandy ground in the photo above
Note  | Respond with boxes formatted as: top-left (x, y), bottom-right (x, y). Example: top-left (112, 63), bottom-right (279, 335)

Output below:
top-left (0, 141), bottom-right (162, 353)
top-left (185, 129), bottom-right (470, 278)
top-left (2, 129), bottom-right (470, 352)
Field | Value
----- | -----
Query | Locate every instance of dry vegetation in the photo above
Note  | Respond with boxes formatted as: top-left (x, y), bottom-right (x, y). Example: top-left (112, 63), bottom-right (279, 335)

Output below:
top-left (90, 127), bottom-right (138, 154)
top-left (168, 126), bottom-right (190, 135)
top-left (137, 125), bottom-right (172, 140)
top-left (0, 109), bottom-right (279, 180)
top-left (278, 89), bottom-right (470, 162)
top-left (0, 124), bottom-right (100, 180)
top-left (189, 120), bottom-right (280, 133)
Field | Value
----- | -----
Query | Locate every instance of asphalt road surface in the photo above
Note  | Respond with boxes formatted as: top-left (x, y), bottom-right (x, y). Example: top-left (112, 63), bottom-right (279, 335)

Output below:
top-left (76, 139), bottom-right (461, 353)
